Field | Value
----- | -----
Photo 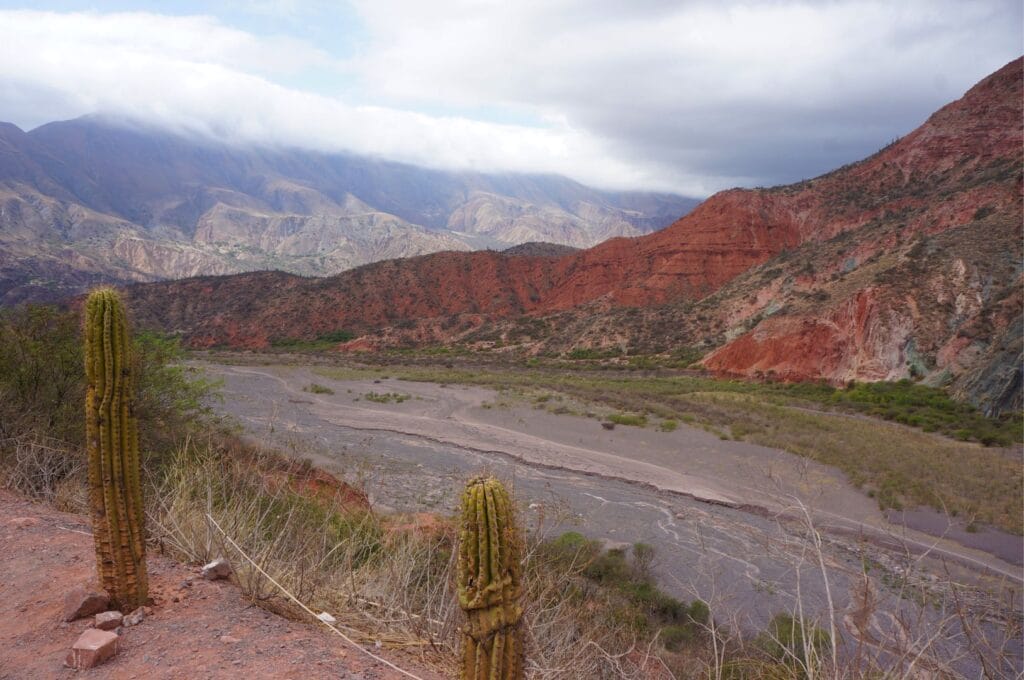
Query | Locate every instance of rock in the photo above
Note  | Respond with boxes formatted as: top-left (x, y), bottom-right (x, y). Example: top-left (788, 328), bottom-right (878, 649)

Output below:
top-left (202, 557), bottom-right (232, 581)
top-left (219, 635), bottom-right (241, 644)
top-left (123, 607), bottom-right (145, 627)
top-left (93, 610), bottom-right (123, 631)
top-left (63, 586), bottom-right (110, 622)
top-left (65, 629), bottom-right (118, 669)
top-left (6, 517), bottom-right (40, 528)
top-left (316, 612), bottom-right (336, 624)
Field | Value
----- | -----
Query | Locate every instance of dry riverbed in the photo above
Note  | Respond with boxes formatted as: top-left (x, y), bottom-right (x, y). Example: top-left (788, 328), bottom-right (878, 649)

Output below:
top-left (200, 361), bottom-right (1023, 676)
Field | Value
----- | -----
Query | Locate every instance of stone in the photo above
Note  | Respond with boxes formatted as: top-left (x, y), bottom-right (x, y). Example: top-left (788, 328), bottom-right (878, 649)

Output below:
top-left (63, 586), bottom-right (110, 622)
top-left (123, 607), bottom-right (145, 627)
top-left (94, 610), bottom-right (123, 631)
top-left (65, 629), bottom-right (118, 669)
top-left (316, 612), bottom-right (336, 624)
top-left (201, 558), bottom-right (232, 581)
top-left (219, 635), bottom-right (241, 644)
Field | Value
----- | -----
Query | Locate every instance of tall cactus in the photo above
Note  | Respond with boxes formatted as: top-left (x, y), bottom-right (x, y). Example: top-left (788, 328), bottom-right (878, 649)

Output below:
top-left (84, 288), bottom-right (147, 610)
top-left (457, 476), bottom-right (524, 680)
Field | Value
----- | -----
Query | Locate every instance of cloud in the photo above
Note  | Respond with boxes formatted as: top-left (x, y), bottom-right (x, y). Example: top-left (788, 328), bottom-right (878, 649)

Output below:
top-left (0, 9), bottom-right (674, 191)
top-left (349, 0), bottom-right (1021, 188)
top-left (0, 3), bottom-right (1019, 195)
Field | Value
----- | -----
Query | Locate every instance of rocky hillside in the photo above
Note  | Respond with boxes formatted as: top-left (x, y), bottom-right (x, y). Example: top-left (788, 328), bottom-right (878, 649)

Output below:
top-left (121, 59), bottom-right (1022, 414)
top-left (0, 117), bottom-right (695, 304)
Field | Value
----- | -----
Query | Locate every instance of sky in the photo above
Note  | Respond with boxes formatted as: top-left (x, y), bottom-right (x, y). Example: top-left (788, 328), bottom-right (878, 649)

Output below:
top-left (0, 1), bottom-right (1020, 196)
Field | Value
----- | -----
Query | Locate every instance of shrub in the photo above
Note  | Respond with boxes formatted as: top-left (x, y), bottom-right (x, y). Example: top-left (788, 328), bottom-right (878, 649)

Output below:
top-left (756, 613), bottom-right (830, 672)
top-left (662, 623), bottom-right (697, 651)
top-left (608, 413), bottom-right (648, 427)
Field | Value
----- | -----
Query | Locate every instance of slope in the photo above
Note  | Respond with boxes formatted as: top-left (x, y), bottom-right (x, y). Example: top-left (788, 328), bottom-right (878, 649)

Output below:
top-left (120, 59), bottom-right (1022, 413)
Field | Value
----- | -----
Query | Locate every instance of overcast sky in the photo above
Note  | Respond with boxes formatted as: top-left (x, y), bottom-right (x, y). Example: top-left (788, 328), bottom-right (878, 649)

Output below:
top-left (0, 1), bottom-right (1019, 196)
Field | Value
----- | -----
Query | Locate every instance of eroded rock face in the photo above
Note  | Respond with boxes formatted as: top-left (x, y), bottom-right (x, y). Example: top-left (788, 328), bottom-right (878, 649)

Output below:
top-left (120, 59), bottom-right (1023, 413)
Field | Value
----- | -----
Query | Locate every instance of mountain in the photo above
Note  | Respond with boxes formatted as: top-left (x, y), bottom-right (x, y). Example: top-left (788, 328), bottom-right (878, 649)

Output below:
top-left (121, 59), bottom-right (1023, 414)
top-left (501, 242), bottom-right (579, 258)
top-left (0, 117), bottom-right (696, 304)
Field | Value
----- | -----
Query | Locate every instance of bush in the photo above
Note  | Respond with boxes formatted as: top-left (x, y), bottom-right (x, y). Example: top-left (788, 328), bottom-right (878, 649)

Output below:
top-left (304, 383), bottom-right (335, 395)
top-left (608, 412), bottom-right (648, 427)
top-left (756, 613), bottom-right (830, 672)
top-left (0, 305), bottom-right (217, 461)
top-left (662, 623), bottom-right (697, 651)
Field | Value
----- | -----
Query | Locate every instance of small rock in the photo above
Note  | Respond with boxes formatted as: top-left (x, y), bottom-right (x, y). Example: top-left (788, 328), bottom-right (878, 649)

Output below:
top-left (220, 635), bottom-right (241, 644)
top-left (65, 629), bottom-right (118, 669)
top-left (63, 586), bottom-right (110, 622)
top-left (123, 607), bottom-right (145, 627)
top-left (316, 612), bottom-right (336, 624)
top-left (93, 610), bottom-right (123, 631)
top-left (201, 557), bottom-right (232, 581)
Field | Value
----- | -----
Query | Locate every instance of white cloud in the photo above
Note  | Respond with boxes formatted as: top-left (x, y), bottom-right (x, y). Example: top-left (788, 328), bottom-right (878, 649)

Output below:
top-left (0, 9), bottom-right (680, 191)
top-left (0, 3), bottom-right (1019, 195)
top-left (348, 0), bottom-right (1020, 186)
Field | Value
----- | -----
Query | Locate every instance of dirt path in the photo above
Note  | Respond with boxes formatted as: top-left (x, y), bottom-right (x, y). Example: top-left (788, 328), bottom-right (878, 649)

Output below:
top-left (0, 491), bottom-right (446, 680)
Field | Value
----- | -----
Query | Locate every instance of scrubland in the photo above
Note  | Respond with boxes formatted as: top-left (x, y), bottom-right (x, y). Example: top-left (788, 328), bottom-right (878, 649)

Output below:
top-left (2, 305), bottom-right (1021, 678)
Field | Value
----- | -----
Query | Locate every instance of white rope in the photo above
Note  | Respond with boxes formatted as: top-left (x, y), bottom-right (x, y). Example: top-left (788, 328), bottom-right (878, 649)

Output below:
top-left (205, 513), bottom-right (428, 680)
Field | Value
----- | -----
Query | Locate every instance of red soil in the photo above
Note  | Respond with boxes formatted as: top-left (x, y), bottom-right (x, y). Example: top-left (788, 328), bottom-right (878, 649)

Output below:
top-left (0, 491), bottom-right (445, 679)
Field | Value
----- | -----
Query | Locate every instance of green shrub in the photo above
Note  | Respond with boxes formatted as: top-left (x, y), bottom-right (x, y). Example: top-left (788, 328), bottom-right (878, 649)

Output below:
top-left (364, 391), bottom-right (410, 403)
top-left (756, 613), bottom-right (830, 671)
top-left (661, 623), bottom-right (697, 651)
top-left (608, 413), bottom-right (648, 427)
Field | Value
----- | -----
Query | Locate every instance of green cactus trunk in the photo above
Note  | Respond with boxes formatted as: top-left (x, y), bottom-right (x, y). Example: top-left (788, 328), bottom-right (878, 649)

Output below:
top-left (84, 288), bottom-right (147, 610)
top-left (457, 476), bottom-right (524, 680)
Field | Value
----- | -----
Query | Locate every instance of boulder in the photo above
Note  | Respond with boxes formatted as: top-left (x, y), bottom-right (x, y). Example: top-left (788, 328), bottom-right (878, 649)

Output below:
top-left (201, 557), bottom-right (232, 581)
top-left (94, 610), bottom-right (123, 631)
top-left (65, 629), bottom-right (118, 669)
top-left (123, 607), bottom-right (145, 627)
top-left (63, 586), bottom-right (110, 622)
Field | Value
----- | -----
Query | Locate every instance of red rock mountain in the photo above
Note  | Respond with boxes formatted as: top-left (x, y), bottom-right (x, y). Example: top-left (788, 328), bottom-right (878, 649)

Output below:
top-left (124, 58), bottom-right (1023, 414)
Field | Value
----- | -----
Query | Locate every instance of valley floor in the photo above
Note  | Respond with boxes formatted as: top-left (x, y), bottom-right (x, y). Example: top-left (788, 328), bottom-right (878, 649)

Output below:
top-left (202, 360), bottom-right (1023, 677)
top-left (0, 490), bottom-right (444, 679)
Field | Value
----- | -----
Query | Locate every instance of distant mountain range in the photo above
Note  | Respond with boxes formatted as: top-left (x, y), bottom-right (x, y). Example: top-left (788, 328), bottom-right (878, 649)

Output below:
top-left (0, 117), bottom-right (697, 303)
top-left (120, 58), bottom-right (1023, 416)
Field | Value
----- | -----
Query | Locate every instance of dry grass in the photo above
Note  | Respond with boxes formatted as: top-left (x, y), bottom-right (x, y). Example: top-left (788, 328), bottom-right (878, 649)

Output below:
top-left (2, 427), bottom-right (1019, 678)
top-left (145, 434), bottom-right (692, 679)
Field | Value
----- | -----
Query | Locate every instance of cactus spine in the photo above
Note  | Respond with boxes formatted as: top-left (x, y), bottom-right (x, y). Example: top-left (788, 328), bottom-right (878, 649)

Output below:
top-left (84, 288), bottom-right (147, 610)
top-left (457, 476), bottom-right (524, 680)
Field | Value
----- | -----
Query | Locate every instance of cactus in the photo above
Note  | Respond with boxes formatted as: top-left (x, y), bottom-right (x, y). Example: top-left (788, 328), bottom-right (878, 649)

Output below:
top-left (84, 288), bottom-right (147, 610)
top-left (457, 476), bottom-right (524, 680)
